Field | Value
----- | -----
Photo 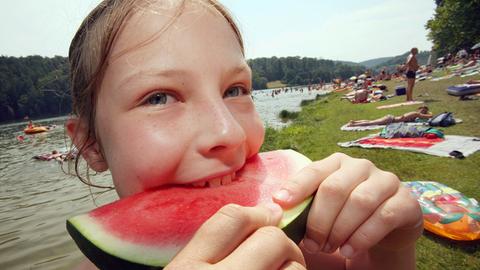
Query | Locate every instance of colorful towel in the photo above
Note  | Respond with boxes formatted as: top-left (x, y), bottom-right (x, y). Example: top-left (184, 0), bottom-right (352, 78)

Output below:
top-left (338, 135), bottom-right (480, 158)
top-left (376, 100), bottom-right (425, 109)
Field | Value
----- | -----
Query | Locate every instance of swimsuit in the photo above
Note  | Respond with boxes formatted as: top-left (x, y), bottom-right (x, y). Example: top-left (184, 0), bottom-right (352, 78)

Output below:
top-left (406, 70), bottom-right (416, 79)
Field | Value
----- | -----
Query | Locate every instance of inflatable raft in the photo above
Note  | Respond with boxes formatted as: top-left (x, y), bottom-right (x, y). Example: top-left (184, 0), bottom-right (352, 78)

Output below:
top-left (404, 181), bottom-right (480, 241)
top-left (446, 84), bottom-right (480, 96)
top-left (24, 126), bottom-right (48, 134)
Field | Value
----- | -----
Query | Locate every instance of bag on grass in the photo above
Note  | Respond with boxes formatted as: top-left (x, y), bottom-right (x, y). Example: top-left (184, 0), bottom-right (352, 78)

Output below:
top-left (428, 112), bottom-right (456, 127)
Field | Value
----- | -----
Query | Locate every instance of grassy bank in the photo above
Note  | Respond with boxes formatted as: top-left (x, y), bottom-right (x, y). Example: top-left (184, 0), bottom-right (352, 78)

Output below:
top-left (261, 75), bottom-right (480, 269)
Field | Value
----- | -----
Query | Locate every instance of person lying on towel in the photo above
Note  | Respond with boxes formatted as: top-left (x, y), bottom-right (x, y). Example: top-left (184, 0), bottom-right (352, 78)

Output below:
top-left (347, 106), bottom-right (432, 127)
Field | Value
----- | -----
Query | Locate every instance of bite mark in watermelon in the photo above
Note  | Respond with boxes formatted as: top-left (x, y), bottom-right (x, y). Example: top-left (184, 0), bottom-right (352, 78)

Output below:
top-left (67, 150), bottom-right (313, 269)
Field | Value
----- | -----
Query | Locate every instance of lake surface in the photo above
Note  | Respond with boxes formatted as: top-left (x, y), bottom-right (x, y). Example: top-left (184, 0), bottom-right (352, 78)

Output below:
top-left (0, 87), bottom-right (328, 269)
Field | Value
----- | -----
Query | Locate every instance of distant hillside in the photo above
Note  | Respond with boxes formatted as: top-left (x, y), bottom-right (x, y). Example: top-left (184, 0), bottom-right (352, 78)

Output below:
top-left (358, 51), bottom-right (431, 72)
top-left (359, 56), bottom-right (394, 68)
top-left (334, 60), bottom-right (362, 66)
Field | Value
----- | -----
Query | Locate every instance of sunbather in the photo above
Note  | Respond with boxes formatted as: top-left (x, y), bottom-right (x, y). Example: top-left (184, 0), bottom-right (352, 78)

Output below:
top-left (347, 106), bottom-right (432, 127)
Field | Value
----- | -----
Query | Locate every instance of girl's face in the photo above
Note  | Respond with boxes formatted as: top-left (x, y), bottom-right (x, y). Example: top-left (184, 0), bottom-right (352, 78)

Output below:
top-left (95, 3), bottom-right (265, 197)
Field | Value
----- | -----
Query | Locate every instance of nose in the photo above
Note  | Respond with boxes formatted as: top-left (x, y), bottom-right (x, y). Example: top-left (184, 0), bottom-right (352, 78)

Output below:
top-left (194, 98), bottom-right (247, 157)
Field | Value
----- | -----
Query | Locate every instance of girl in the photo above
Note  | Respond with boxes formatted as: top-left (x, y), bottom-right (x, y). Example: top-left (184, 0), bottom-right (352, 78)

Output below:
top-left (67, 1), bottom-right (423, 269)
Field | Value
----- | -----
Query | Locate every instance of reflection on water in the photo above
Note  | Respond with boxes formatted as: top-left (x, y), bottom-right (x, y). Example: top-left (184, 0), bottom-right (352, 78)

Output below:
top-left (0, 87), bottom-right (327, 269)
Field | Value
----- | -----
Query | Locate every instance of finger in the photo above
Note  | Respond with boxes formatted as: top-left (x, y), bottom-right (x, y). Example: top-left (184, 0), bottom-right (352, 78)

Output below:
top-left (273, 152), bottom-right (346, 208)
top-left (218, 226), bottom-right (305, 270)
top-left (175, 203), bottom-right (283, 264)
top-left (324, 171), bottom-right (400, 253)
top-left (303, 158), bottom-right (374, 253)
top-left (340, 187), bottom-right (423, 258)
top-left (279, 261), bottom-right (307, 270)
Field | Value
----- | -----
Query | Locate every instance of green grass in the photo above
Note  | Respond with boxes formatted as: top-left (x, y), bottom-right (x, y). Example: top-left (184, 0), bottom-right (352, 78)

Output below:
top-left (261, 75), bottom-right (480, 269)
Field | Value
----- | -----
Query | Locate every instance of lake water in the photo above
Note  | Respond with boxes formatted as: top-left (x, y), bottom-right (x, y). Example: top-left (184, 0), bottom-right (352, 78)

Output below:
top-left (0, 87), bottom-right (328, 270)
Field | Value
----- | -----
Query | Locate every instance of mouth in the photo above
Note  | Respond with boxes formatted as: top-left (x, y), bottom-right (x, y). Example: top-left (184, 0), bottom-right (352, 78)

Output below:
top-left (187, 171), bottom-right (238, 188)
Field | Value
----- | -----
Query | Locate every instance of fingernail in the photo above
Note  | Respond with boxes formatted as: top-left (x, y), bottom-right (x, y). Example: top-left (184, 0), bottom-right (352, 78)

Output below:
top-left (303, 238), bottom-right (319, 254)
top-left (273, 189), bottom-right (292, 202)
top-left (339, 244), bottom-right (355, 259)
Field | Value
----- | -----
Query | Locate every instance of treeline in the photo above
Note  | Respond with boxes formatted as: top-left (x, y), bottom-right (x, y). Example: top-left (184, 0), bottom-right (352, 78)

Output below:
top-left (248, 56), bottom-right (366, 90)
top-left (426, 0), bottom-right (480, 56)
top-left (0, 55), bottom-right (71, 122)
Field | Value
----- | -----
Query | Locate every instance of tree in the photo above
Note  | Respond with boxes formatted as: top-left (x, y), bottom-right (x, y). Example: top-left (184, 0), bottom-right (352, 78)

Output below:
top-left (426, 0), bottom-right (480, 56)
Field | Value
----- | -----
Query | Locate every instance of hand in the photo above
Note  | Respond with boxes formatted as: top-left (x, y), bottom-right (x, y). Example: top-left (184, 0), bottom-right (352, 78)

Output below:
top-left (166, 204), bottom-right (306, 270)
top-left (273, 152), bottom-right (423, 259)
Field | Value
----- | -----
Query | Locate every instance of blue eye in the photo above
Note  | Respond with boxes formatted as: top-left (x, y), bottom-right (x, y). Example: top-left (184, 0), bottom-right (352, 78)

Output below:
top-left (144, 92), bottom-right (177, 106)
top-left (224, 86), bottom-right (249, 98)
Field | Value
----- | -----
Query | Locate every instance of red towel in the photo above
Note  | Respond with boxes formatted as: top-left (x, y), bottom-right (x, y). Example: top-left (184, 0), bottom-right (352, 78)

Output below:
top-left (358, 136), bottom-right (444, 148)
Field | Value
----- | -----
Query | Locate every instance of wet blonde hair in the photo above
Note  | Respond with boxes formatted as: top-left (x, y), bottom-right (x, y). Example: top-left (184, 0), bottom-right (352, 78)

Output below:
top-left (69, 0), bottom-right (244, 187)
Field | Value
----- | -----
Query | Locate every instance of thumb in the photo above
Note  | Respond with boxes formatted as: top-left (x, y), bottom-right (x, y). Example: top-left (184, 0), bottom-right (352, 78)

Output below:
top-left (272, 153), bottom-right (343, 208)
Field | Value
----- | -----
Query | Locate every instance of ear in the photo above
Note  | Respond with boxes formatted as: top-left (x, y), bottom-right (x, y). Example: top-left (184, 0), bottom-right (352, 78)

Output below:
top-left (66, 118), bottom-right (109, 172)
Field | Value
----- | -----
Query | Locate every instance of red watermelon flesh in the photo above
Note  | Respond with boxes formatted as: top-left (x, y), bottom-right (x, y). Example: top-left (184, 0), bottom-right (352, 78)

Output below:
top-left (67, 150), bottom-right (313, 269)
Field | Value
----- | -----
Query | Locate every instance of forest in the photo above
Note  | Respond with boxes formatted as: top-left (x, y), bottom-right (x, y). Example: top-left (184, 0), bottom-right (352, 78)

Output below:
top-left (0, 56), bottom-right (71, 122)
top-left (249, 56), bottom-right (366, 89)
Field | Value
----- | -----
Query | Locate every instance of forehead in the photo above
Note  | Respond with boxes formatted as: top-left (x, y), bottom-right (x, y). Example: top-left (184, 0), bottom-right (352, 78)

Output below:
top-left (107, 0), bottom-right (243, 68)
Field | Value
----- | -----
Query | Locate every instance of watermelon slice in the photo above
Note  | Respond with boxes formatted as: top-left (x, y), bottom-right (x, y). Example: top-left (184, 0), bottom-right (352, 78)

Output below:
top-left (67, 150), bottom-right (313, 269)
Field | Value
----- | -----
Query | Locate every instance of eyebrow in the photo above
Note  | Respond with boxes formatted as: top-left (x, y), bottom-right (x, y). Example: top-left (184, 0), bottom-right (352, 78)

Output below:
top-left (119, 64), bottom-right (251, 88)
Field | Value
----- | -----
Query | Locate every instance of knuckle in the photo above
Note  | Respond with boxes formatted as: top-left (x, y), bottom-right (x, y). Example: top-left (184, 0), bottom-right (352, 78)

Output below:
top-left (382, 171), bottom-right (400, 185)
top-left (351, 191), bottom-right (377, 210)
top-left (320, 181), bottom-right (347, 198)
top-left (353, 229), bottom-right (376, 249)
top-left (329, 152), bottom-right (347, 160)
top-left (356, 158), bottom-right (373, 168)
top-left (216, 204), bottom-right (251, 226)
top-left (307, 222), bottom-right (329, 240)
top-left (379, 207), bottom-right (398, 227)
top-left (402, 189), bottom-right (422, 212)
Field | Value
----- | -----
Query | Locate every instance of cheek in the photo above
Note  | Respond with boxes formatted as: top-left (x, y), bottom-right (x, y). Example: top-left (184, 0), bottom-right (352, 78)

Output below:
top-left (236, 106), bottom-right (265, 157)
top-left (99, 117), bottom-right (189, 196)
top-left (248, 114), bottom-right (265, 156)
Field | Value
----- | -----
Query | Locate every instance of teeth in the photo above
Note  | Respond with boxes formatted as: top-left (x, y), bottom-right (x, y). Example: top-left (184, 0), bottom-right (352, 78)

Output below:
top-left (192, 181), bottom-right (206, 187)
top-left (191, 173), bottom-right (237, 188)
top-left (221, 174), bottom-right (232, 185)
top-left (207, 177), bottom-right (222, 188)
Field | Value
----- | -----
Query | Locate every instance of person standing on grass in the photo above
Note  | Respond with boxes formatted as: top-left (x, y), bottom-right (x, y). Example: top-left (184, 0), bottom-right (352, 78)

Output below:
top-left (405, 47), bottom-right (419, 101)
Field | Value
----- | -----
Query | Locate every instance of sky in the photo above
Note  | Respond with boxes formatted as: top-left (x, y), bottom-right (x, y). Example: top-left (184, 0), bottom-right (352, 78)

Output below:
top-left (0, 0), bottom-right (436, 63)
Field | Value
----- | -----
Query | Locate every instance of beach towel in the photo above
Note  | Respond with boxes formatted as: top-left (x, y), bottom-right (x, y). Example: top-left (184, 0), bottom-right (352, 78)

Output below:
top-left (376, 100), bottom-right (424, 109)
top-left (338, 135), bottom-right (480, 158)
top-left (430, 74), bottom-right (455, 82)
